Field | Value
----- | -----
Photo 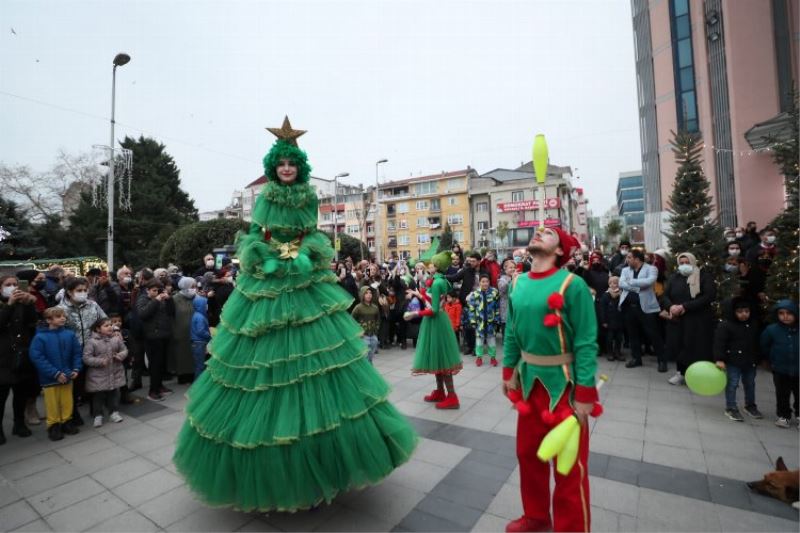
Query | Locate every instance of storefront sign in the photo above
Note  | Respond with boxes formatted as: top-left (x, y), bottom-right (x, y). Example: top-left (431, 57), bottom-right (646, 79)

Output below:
top-left (496, 197), bottom-right (560, 212)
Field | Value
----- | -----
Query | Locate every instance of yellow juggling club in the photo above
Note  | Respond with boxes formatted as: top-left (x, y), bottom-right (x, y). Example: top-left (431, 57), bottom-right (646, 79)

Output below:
top-left (532, 134), bottom-right (548, 185)
top-left (536, 415), bottom-right (578, 462)
top-left (556, 422), bottom-right (581, 476)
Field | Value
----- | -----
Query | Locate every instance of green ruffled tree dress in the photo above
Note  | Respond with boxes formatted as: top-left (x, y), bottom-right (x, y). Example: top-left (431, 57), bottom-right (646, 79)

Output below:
top-left (173, 140), bottom-right (417, 512)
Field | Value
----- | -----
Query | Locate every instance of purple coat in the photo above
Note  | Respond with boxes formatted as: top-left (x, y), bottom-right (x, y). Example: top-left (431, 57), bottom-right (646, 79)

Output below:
top-left (82, 332), bottom-right (127, 392)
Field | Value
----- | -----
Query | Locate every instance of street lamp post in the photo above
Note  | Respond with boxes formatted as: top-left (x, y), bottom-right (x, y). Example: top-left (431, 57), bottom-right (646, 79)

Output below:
top-left (107, 52), bottom-right (131, 274)
top-left (333, 172), bottom-right (349, 262)
top-left (374, 158), bottom-right (388, 263)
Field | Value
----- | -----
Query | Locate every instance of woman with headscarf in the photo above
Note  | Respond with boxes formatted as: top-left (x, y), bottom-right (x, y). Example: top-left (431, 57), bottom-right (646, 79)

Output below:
top-left (171, 277), bottom-right (197, 384)
top-left (662, 252), bottom-right (717, 385)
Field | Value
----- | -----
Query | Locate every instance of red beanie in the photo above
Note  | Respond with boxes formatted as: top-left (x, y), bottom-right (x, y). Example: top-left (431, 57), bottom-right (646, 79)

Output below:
top-left (552, 228), bottom-right (579, 267)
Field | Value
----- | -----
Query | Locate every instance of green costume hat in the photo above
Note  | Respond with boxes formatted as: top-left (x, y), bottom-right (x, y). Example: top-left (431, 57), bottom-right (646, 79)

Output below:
top-left (431, 251), bottom-right (452, 272)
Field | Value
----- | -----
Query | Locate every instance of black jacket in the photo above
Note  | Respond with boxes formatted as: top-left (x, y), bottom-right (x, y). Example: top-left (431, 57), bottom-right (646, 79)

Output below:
top-left (135, 293), bottom-right (173, 340)
top-left (446, 265), bottom-right (487, 306)
top-left (598, 292), bottom-right (624, 330)
top-left (0, 300), bottom-right (38, 385)
top-left (714, 302), bottom-right (759, 367)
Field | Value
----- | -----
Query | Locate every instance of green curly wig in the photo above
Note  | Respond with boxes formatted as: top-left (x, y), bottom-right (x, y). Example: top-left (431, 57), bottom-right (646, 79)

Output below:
top-left (431, 251), bottom-right (452, 272)
top-left (262, 140), bottom-right (313, 184)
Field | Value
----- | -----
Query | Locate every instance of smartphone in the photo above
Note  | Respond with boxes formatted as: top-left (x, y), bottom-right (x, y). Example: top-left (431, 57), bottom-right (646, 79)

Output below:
top-left (18, 280), bottom-right (28, 291)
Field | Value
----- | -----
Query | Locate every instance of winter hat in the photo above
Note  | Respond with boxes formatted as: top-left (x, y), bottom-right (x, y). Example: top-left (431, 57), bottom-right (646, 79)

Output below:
top-left (431, 251), bottom-right (452, 272)
top-left (177, 277), bottom-right (195, 290)
top-left (15, 269), bottom-right (39, 282)
top-left (552, 228), bottom-right (579, 268)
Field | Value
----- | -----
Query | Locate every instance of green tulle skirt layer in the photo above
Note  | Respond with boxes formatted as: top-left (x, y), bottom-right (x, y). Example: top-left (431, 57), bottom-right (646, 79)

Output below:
top-left (173, 233), bottom-right (418, 512)
top-left (412, 312), bottom-right (463, 375)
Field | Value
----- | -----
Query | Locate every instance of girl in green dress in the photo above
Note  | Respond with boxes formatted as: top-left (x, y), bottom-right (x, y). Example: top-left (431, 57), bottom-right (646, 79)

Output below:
top-left (411, 252), bottom-right (463, 409)
top-left (172, 118), bottom-right (417, 512)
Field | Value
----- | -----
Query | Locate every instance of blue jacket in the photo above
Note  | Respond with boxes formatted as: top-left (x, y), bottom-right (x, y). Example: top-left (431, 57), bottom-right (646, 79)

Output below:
top-left (28, 326), bottom-right (83, 386)
top-left (760, 299), bottom-right (798, 376)
top-left (190, 296), bottom-right (211, 343)
top-left (619, 263), bottom-right (661, 313)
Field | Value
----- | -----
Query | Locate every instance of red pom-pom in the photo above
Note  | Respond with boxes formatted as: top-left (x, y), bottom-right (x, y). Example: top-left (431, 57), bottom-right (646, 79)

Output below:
top-left (543, 313), bottom-right (561, 327)
top-left (515, 401), bottom-right (532, 416)
top-left (547, 292), bottom-right (565, 310)
top-left (590, 402), bottom-right (604, 418)
top-left (541, 409), bottom-right (558, 425)
top-left (426, 278), bottom-right (434, 288)
top-left (508, 389), bottom-right (522, 403)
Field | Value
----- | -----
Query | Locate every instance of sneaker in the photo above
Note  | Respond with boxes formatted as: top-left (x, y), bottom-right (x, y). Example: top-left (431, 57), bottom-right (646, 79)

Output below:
top-left (725, 408), bottom-right (744, 422)
top-left (48, 424), bottom-right (63, 442)
top-left (148, 392), bottom-right (164, 402)
top-left (775, 417), bottom-right (791, 428)
top-left (667, 372), bottom-right (685, 386)
top-left (109, 411), bottom-right (123, 423)
top-left (490, 357), bottom-right (498, 367)
top-left (159, 387), bottom-right (173, 395)
top-left (93, 416), bottom-right (103, 428)
top-left (475, 357), bottom-right (483, 367)
top-left (61, 421), bottom-right (80, 435)
top-left (743, 405), bottom-right (763, 419)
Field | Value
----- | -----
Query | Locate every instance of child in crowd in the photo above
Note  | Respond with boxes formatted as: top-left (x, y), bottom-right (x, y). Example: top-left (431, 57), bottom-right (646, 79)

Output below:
top-left (28, 307), bottom-right (83, 441)
top-left (352, 287), bottom-right (380, 364)
top-left (467, 274), bottom-right (500, 367)
top-left (108, 313), bottom-right (135, 405)
top-left (190, 296), bottom-right (211, 379)
top-left (402, 290), bottom-right (424, 348)
top-left (599, 276), bottom-right (625, 361)
top-left (444, 291), bottom-right (463, 345)
top-left (714, 298), bottom-right (762, 422)
top-left (760, 300), bottom-right (799, 428)
top-left (83, 317), bottom-right (128, 427)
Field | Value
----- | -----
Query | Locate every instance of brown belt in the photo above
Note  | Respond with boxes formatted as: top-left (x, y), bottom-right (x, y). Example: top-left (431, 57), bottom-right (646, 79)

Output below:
top-left (521, 352), bottom-right (574, 366)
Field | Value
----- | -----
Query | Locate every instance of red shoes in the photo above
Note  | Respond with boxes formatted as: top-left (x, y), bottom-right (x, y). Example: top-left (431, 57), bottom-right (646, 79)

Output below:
top-left (435, 393), bottom-right (460, 410)
top-left (423, 389), bottom-right (445, 402)
top-left (476, 357), bottom-right (483, 367)
top-left (490, 357), bottom-right (498, 367)
top-left (505, 516), bottom-right (552, 532)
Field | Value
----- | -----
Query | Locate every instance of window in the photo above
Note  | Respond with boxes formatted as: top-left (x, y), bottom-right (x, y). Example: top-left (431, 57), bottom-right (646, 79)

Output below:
top-left (322, 213), bottom-right (332, 222)
top-left (415, 181), bottom-right (437, 195)
top-left (476, 201), bottom-right (488, 213)
top-left (448, 214), bottom-right (463, 225)
top-left (478, 221), bottom-right (489, 231)
top-left (366, 223), bottom-right (374, 233)
top-left (669, 0), bottom-right (698, 133)
top-left (430, 199), bottom-right (441, 211)
top-left (396, 202), bottom-right (409, 214)
top-left (448, 197), bottom-right (458, 206)
top-left (618, 189), bottom-right (642, 201)
top-left (399, 219), bottom-right (408, 229)
top-left (511, 190), bottom-right (525, 202)
top-left (387, 221), bottom-right (396, 231)
top-left (416, 200), bottom-right (429, 210)
top-left (398, 234), bottom-right (410, 246)
top-left (447, 178), bottom-right (464, 191)
top-left (347, 225), bottom-right (360, 234)
top-left (428, 216), bottom-right (441, 228)
top-left (417, 233), bottom-right (430, 244)
top-left (453, 231), bottom-right (464, 242)
top-left (417, 217), bottom-right (429, 227)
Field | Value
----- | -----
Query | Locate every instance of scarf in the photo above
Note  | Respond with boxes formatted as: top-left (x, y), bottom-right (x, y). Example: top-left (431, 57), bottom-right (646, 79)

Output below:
top-left (678, 252), bottom-right (701, 298)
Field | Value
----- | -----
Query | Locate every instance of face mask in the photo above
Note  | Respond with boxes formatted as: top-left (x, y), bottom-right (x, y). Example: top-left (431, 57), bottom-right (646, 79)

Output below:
top-left (122, 276), bottom-right (132, 285)
top-left (33, 281), bottom-right (46, 290)
top-left (181, 288), bottom-right (197, 298)
top-left (724, 264), bottom-right (738, 273)
top-left (1, 286), bottom-right (15, 299)
top-left (735, 232), bottom-right (743, 238)
top-left (206, 260), bottom-right (215, 268)
top-left (727, 249), bottom-right (740, 257)
top-left (513, 256), bottom-right (522, 264)
top-left (72, 291), bottom-right (88, 303)
top-left (766, 236), bottom-right (776, 244)
top-left (677, 264), bottom-right (693, 276)
top-left (620, 249), bottom-right (629, 256)
top-left (725, 237), bottom-right (735, 242)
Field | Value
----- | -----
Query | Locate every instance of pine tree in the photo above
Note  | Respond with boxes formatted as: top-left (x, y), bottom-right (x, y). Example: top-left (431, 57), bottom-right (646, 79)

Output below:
top-left (0, 196), bottom-right (44, 259)
top-left (765, 90), bottom-right (799, 303)
top-left (664, 130), bottom-right (725, 274)
top-left (437, 223), bottom-right (454, 253)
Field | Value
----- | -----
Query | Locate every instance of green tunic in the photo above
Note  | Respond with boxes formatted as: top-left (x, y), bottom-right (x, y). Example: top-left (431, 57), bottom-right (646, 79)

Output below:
top-left (503, 269), bottom-right (598, 410)
top-left (172, 179), bottom-right (418, 512)
top-left (412, 273), bottom-right (463, 375)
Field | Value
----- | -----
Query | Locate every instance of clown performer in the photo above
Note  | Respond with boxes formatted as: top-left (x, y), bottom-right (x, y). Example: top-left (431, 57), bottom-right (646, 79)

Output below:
top-left (411, 251), bottom-right (463, 409)
top-left (466, 273), bottom-right (501, 367)
top-left (172, 117), bottom-right (417, 512)
top-left (502, 226), bottom-right (599, 532)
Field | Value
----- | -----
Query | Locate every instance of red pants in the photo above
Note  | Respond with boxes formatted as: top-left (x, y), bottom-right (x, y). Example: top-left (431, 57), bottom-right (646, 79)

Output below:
top-left (517, 382), bottom-right (591, 532)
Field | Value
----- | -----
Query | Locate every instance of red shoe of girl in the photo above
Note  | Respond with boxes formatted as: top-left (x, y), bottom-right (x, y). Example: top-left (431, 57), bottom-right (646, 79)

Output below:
top-left (423, 389), bottom-right (445, 402)
top-left (505, 516), bottom-right (552, 532)
top-left (435, 393), bottom-right (460, 410)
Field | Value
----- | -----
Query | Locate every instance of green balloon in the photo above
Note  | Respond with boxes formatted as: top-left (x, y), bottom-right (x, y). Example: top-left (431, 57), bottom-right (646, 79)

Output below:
top-left (685, 361), bottom-right (727, 396)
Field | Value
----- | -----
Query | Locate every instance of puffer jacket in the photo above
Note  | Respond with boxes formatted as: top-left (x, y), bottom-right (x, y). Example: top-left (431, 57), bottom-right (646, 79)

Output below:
top-left (136, 292), bottom-right (172, 340)
top-left (82, 332), bottom-right (127, 392)
top-left (191, 296), bottom-right (211, 343)
top-left (28, 326), bottom-right (83, 387)
top-left (58, 298), bottom-right (107, 348)
top-left (0, 300), bottom-right (38, 385)
top-left (760, 299), bottom-right (799, 376)
top-left (713, 298), bottom-right (758, 368)
top-left (466, 287), bottom-right (500, 336)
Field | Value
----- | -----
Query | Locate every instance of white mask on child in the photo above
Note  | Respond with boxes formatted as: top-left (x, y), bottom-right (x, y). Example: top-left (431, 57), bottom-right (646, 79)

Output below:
top-left (1, 286), bottom-right (15, 299)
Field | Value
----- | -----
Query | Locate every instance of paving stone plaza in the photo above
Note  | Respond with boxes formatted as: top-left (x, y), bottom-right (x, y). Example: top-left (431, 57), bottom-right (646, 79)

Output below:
top-left (1, 347), bottom-right (798, 532)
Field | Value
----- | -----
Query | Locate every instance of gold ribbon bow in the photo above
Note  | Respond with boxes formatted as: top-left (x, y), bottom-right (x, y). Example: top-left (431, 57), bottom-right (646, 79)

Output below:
top-left (277, 239), bottom-right (301, 260)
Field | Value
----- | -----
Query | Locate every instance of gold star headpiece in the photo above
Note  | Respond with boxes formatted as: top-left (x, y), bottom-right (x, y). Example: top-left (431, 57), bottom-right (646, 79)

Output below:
top-left (266, 116), bottom-right (306, 146)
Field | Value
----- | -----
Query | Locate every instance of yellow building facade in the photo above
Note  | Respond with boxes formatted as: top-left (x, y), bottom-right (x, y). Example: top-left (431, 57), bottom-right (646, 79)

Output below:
top-left (378, 169), bottom-right (472, 261)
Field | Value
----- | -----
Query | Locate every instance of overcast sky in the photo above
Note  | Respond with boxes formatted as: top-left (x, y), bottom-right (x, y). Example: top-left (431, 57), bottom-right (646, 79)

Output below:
top-left (1, 0), bottom-right (641, 216)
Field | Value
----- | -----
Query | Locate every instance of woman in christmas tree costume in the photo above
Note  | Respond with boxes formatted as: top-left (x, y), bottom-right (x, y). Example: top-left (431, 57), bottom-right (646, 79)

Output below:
top-left (173, 117), bottom-right (417, 512)
top-left (411, 252), bottom-right (463, 409)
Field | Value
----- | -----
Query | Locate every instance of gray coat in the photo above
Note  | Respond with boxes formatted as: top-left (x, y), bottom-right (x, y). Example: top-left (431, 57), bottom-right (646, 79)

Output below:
top-left (170, 293), bottom-right (195, 375)
top-left (58, 298), bottom-right (107, 348)
top-left (82, 332), bottom-right (127, 392)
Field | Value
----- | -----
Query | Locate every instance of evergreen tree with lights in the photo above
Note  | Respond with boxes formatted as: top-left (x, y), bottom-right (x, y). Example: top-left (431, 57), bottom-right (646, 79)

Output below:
top-left (764, 90), bottom-right (799, 304)
top-left (664, 130), bottom-right (725, 274)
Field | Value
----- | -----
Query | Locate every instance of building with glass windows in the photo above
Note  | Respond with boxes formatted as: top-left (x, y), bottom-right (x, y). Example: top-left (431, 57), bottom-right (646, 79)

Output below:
top-left (631, 0), bottom-right (798, 250)
top-left (617, 171), bottom-right (645, 244)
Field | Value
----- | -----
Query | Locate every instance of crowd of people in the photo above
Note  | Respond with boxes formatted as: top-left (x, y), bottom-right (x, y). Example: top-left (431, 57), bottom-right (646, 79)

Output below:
top-left (0, 219), bottom-right (796, 445)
